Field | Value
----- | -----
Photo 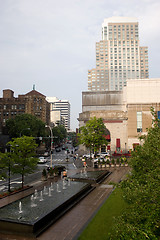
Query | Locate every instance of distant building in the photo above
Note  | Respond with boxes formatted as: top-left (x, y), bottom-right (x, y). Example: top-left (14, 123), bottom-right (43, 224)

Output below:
top-left (0, 89), bottom-right (50, 134)
top-left (88, 17), bottom-right (149, 91)
top-left (78, 78), bottom-right (160, 152)
top-left (46, 97), bottom-right (70, 130)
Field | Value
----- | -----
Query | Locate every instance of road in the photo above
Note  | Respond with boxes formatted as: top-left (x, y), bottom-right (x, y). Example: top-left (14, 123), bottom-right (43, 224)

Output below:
top-left (0, 144), bottom-right (81, 194)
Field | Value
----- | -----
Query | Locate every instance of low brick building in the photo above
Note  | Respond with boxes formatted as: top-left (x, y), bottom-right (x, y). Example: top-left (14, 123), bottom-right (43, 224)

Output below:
top-left (0, 89), bottom-right (50, 134)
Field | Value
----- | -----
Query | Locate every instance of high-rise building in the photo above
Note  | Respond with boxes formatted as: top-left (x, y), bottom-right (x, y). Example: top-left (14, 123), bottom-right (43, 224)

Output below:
top-left (46, 97), bottom-right (70, 131)
top-left (88, 17), bottom-right (149, 91)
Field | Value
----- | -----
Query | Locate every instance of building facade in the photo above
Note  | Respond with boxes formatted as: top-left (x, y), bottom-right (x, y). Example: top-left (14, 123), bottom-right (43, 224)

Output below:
top-left (46, 97), bottom-right (70, 130)
top-left (0, 89), bottom-right (50, 134)
top-left (88, 17), bottom-right (149, 91)
top-left (78, 79), bottom-right (160, 152)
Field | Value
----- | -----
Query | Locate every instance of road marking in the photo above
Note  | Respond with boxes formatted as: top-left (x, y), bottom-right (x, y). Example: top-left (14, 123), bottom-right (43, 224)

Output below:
top-left (73, 163), bottom-right (77, 169)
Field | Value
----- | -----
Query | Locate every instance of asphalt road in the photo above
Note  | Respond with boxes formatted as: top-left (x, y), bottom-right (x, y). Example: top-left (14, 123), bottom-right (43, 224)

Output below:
top-left (0, 144), bottom-right (81, 194)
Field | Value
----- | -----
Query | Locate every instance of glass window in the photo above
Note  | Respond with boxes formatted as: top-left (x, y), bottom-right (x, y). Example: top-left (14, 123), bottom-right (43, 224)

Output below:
top-left (137, 111), bottom-right (142, 132)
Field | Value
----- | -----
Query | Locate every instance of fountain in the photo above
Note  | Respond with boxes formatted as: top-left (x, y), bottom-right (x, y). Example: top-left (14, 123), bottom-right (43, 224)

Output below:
top-left (56, 183), bottom-right (61, 192)
top-left (34, 189), bottom-right (38, 199)
top-left (50, 182), bottom-right (54, 191)
top-left (68, 178), bottom-right (71, 186)
top-left (70, 170), bottom-right (111, 184)
top-left (39, 191), bottom-right (44, 202)
top-left (48, 187), bottom-right (52, 197)
top-left (19, 201), bottom-right (23, 214)
top-left (0, 180), bottom-right (94, 237)
top-left (62, 179), bottom-right (66, 190)
top-left (43, 186), bottom-right (48, 195)
top-left (31, 194), bottom-right (37, 207)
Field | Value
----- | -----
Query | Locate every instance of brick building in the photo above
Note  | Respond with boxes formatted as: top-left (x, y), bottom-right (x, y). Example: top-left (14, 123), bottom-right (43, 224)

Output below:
top-left (0, 89), bottom-right (50, 134)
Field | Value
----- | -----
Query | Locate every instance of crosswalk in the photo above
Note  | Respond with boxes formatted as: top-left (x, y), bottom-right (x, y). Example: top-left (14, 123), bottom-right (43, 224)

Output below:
top-left (53, 159), bottom-right (65, 162)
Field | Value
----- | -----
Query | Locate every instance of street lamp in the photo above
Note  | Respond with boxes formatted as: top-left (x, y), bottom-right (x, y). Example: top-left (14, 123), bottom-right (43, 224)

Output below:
top-left (45, 125), bottom-right (53, 168)
top-left (20, 128), bottom-right (30, 137)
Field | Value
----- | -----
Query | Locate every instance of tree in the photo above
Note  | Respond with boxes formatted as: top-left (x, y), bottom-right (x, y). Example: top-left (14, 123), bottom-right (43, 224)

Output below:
top-left (78, 117), bottom-right (108, 156)
top-left (110, 108), bottom-right (160, 239)
top-left (7, 136), bottom-right (38, 189)
top-left (6, 114), bottom-right (46, 138)
top-left (52, 125), bottom-right (67, 145)
top-left (67, 131), bottom-right (78, 147)
top-left (0, 152), bottom-right (15, 192)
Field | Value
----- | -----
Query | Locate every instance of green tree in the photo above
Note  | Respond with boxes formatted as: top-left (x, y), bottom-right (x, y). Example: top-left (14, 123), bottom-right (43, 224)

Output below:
top-left (52, 125), bottom-right (67, 145)
top-left (0, 152), bottom-right (15, 192)
top-left (67, 131), bottom-right (78, 147)
top-left (78, 117), bottom-right (108, 156)
top-left (110, 108), bottom-right (160, 239)
top-left (7, 136), bottom-right (38, 189)
top-left (6, 114), bottom-right (46, 138)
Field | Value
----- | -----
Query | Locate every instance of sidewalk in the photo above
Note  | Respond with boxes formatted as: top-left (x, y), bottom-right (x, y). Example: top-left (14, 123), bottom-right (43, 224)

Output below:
top-left (0, 167), bottom-right (130, 240)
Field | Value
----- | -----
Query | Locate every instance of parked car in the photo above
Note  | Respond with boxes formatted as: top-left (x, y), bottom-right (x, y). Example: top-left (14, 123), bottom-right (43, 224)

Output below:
top-left (56, 148), bottom-right (61, 152)
top-left (38, 157), bottom-right (47, 164)
top-left (44, 151), bottom-right (49, 157)
top-left (98, 152), bottom-right (110, 158)
top-left (82, 154), bottom-right (94, 159)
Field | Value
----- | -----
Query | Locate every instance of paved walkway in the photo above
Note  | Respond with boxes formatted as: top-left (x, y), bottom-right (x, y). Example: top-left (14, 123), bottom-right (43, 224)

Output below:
top-left (0, 167), bottom-right (130, 240)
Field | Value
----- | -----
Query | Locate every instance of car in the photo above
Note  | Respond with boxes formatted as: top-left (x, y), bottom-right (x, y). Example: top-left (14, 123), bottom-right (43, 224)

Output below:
top-left (82, 154), bottom-right (94, 159)
top-left (56, 148), bottom-right (61, 152)
top-left (44, 152), bottom-right (49, 157)
top-left (38, 157), bottom-right (47, 164)
top-left (98, 152), bottom-right (110, 158)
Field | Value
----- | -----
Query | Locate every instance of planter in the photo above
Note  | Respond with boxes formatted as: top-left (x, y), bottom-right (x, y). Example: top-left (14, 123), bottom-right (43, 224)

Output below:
top-left (125, 164), bottom-right (128, 166)
top-left (116, 164), bottom-right (120, 167)
top-left (102, 164), bottom-right (105, 168)
top-left (106, 164), bottom-right (110, 167)
top-left (48, 174), bottom-right (54, 179)
top-left (41, 176), bottom-right (47, 181)
top-left (111, 164), bottom-right (115, 167)
top-left (0, 186), bottom-right (32, 199)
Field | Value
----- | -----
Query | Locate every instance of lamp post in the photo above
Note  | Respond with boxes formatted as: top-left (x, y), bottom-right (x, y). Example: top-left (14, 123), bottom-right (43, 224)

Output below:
top-left (20, 128), bottom-right (30, 137)
top-left (45, 125), bottom-right (53, 168)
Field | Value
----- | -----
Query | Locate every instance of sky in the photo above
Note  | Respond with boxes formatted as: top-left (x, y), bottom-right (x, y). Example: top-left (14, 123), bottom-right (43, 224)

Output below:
top-left (0, 0), bottom-right (160, 131)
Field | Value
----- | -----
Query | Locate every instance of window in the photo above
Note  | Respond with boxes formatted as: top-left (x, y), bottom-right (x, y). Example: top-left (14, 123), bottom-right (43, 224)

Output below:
top-left (157, 111), bottom-right (160, 120)
top-left (137, 111), bottom-right (142, 132)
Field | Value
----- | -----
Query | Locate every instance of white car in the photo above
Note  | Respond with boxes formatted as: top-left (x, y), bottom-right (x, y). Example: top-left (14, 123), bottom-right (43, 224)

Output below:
top-left (99, 152), bottom-right (110, 158)
top-left (82, 154), bottom-right (94, 159)
top-left (38, 157), bottom-right (47, 164)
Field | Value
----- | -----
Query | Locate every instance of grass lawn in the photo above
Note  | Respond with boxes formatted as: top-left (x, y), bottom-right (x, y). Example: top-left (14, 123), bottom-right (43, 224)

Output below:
top-left (78, 187), bottom-right (127, 240)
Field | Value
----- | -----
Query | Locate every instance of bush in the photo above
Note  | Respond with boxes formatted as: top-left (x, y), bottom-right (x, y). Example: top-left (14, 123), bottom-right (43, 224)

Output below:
top-left (42, 168), bottom-right (47, 177)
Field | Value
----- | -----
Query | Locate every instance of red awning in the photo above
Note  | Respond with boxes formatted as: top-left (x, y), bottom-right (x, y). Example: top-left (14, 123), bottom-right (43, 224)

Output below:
top-left (116, 138), bottom-right (120, 148)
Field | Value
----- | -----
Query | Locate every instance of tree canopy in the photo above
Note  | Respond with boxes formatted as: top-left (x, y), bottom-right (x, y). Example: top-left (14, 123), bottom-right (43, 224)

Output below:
top-left (51, 125), bottom-right (67, 145)
top-left (110, 108), bottom-right (160, 239)
top-left (6, 114), bottom-right (46, 138)
top-left (7, 136), bottom-right (38, 188)
top-left (78, 117), bottom-right (108, 154)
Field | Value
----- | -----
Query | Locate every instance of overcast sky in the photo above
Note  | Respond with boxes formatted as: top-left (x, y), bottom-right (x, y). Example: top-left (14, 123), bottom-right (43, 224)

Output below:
top-left (0, 0), bottom-right (160, 130)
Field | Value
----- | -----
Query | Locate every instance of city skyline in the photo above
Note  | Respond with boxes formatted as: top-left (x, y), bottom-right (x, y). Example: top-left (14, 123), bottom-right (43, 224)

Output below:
top-left (0, 0), bottom-right (160, 130)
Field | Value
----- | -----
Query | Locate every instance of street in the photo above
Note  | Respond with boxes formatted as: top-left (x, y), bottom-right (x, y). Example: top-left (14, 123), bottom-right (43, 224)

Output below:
top-left (0, 144), bottom-right (81, 194)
